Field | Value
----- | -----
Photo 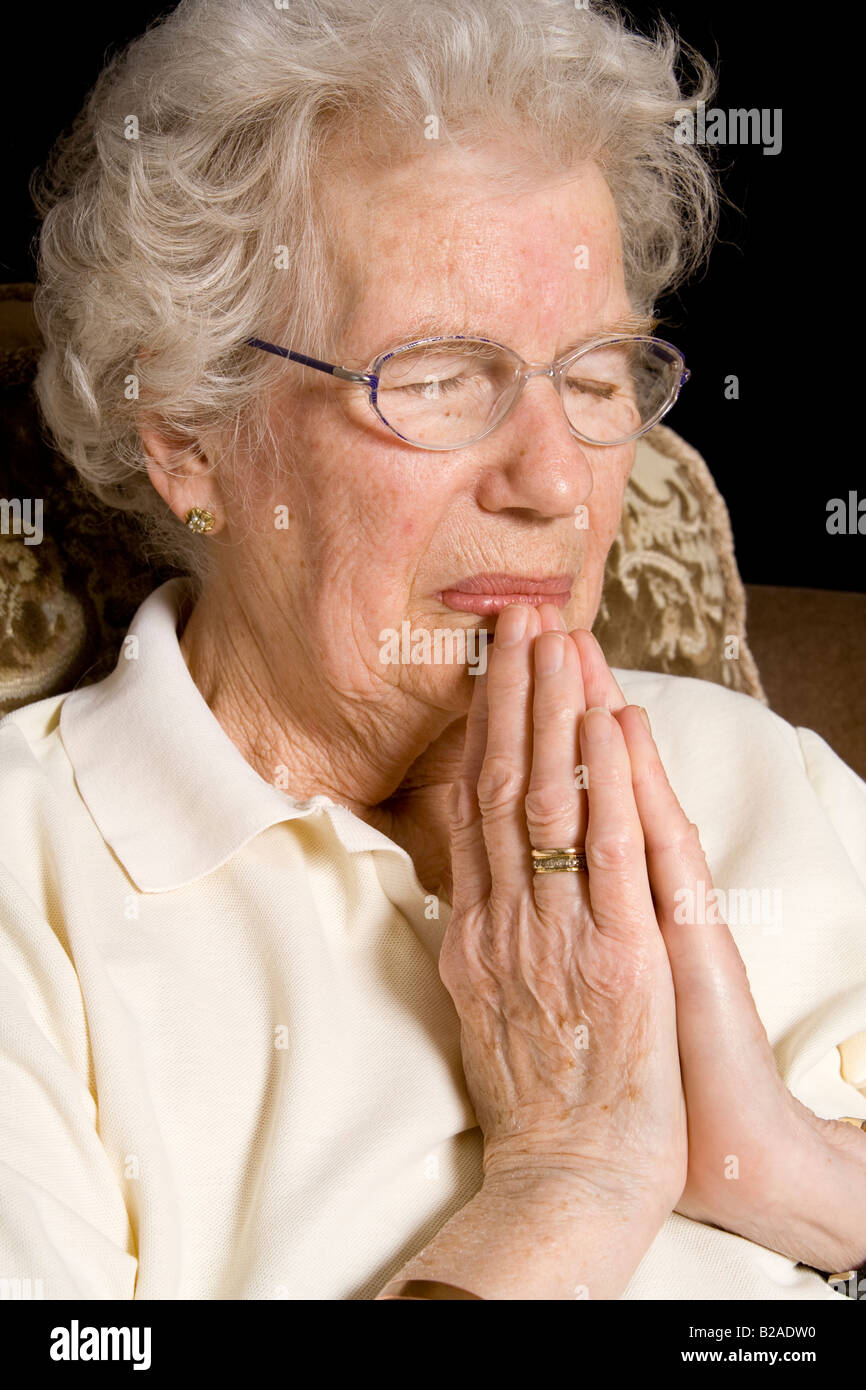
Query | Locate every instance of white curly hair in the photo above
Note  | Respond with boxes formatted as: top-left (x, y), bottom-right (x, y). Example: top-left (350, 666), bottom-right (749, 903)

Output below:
top-left (31, 0), bottom-right (719, 580)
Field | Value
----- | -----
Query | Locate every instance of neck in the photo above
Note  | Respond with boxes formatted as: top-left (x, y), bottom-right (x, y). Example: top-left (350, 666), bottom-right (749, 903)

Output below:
top-left (177, 580), bottom-right (466, 848)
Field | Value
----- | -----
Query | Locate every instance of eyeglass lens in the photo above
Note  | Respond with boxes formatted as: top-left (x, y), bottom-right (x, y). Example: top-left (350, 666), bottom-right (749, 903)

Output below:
top-left (372, 338), bottom-right (681, 447)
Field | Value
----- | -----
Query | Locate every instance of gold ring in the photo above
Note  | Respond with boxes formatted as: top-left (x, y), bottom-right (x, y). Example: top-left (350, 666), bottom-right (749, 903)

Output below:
top-left (531, 847), bottom-right (587, 874)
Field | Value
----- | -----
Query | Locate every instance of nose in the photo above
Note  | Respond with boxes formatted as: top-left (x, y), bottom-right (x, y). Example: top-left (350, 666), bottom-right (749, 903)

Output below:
top-left (474, 371), bottom-right (594, 519)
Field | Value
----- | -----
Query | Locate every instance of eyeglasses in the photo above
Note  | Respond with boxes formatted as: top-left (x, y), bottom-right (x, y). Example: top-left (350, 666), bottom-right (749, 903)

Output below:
top-left (246, 332), bottom-right (690, 450)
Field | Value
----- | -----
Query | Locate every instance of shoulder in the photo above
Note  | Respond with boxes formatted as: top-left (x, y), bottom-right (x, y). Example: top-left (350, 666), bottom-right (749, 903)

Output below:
top-left (615, 668), bottom-right (865, 794)
top-left (612, 667), bottom-right (805, 765)
top-left (0, 690), bottom-right (86, 905)
top-left (612, 668), bottom-right (866, 875)
top-left (0, 689), bottom-right (75, 794)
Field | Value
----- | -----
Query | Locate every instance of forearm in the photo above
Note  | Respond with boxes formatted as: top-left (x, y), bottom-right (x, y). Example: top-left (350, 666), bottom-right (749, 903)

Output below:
top-left (375, 1171), bottom-right (668, 1301)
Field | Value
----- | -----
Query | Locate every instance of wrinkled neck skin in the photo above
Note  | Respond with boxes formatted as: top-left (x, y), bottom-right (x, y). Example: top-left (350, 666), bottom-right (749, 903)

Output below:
top-left (179, 577), bottom-right (468, 900)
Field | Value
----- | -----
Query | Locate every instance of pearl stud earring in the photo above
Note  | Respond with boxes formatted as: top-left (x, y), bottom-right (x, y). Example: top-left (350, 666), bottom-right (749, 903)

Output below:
top-left (184, 507), bottom-right (216, 534)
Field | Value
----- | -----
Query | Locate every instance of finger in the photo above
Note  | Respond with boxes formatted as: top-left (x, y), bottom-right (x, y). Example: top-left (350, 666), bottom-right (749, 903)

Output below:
top-left (476, 603), bottom-right (541, 896)
top-left (536, 600), bottom-right (568, 634)
top-left (526, 630), bottom-right (589, 908)
top-left (616, 705), bottom-right (746, 982)
top-left (617, 705), bottom-right (778, 1075)
top-left (579, 705), bottom-right (656, 939)
top-left (570, 629), bottom-right (627, 712)
top-left (448, 663), bottom-right (491, 912)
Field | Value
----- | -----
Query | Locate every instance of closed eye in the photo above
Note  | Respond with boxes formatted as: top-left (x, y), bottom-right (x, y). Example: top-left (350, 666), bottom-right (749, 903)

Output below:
top-left (398, 375), bottom-right (465, 395)
top-left (564, 377), bottom-right (620, 400)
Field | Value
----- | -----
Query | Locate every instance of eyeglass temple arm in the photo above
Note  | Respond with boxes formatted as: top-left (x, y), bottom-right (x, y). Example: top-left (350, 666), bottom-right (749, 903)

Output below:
top-left (246, 337), bottom-right (373, 384)
top-left (247, 334), bottom-right (689, 392)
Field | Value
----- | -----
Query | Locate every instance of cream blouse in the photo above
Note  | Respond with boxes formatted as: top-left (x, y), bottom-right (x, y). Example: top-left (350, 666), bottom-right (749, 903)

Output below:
top-left (0, 577), bottom-right (864, 1300)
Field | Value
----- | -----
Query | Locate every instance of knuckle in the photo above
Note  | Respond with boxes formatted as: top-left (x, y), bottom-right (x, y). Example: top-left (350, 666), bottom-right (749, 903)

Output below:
top-left (524, 784), bottom-right (577, 831)
top-left (657, 818), bottom-right (703, 857)
top-left (448, 776), bottom-right (479, 835)
top-left (679, 820), bottom-right (704, 854)
top-left (493, 660), bottom-right (531, 693)
top-left (582, 757), bottom-right (628, 789)
top-left (585, 833), bottom-right (634, 872)
top-left (476, 753), bottom-right (523, 814)
top-left (437, 940), bottom-right (457, 990)
top-left (438, 953), bottom-right (461, 1000)
top-left (535, 700), bottom-right (574, 731)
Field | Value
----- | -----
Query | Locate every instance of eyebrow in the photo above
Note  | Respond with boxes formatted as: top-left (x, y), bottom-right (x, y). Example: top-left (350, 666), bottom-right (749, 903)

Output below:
top-left (379, 310), bottom-right (659, 353)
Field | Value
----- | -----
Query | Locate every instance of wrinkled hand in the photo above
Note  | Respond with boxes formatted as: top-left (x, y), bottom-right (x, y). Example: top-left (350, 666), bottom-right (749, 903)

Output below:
top-left (436, 601), bottom-right (687, 1219)
top-left (378, 608), bottom-right (866, 1272)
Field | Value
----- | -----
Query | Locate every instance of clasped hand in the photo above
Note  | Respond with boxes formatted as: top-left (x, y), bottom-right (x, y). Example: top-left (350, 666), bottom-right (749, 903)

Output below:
top-left (434, 602), bottom-right (866, 1276)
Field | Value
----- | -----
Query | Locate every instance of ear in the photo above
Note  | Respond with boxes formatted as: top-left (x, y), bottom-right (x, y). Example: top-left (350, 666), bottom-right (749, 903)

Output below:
top-left (141, 426), bottom-right (226, 534)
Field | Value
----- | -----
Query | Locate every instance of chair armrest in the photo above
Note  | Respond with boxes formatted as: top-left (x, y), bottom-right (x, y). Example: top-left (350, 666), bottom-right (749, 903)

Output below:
top-left (744, 584), bottom-right (866, 781)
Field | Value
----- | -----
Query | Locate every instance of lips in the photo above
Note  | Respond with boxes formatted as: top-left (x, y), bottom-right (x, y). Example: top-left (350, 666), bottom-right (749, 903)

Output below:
top-left (437, 573), bottom-right (574, 617)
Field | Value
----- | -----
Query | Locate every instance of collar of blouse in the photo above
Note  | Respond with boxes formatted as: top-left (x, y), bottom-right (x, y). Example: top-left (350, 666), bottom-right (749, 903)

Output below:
top-left (58, 578), bottom-right (411, 894)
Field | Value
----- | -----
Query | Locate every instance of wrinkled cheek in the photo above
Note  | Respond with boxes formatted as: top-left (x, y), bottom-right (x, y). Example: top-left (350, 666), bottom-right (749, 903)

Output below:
top-left (593, 454), bottom-right (633, 545)
top-left (585, 495), bottom-right (624, 557)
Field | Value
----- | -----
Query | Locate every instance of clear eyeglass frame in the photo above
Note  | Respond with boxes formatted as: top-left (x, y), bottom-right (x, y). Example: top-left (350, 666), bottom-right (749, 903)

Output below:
top-left (246, 332), bottom-right (690, 451)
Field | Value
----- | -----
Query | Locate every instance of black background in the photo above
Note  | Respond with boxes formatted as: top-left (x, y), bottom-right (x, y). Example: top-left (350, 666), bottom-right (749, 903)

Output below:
top-left (6, 1297), bottom-right (863, 1370)
top-left (3, 4), bottom-right (858, 592)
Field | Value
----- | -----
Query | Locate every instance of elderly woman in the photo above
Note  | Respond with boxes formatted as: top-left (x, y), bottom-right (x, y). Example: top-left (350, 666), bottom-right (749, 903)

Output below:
top-left (1, 0), bottom-right (865, 1303)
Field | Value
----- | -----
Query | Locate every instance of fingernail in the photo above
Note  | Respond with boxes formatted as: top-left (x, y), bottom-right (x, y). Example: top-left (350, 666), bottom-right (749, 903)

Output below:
top-left (582, 706), bottom-right (612, 743)
top-left (496, 605), bottom-right (529, 647)
top-left (535, 632), bottom-right (564, 675)
top-left (638, 706), bottom-right (652, 734)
